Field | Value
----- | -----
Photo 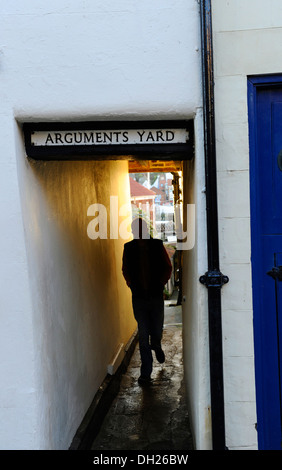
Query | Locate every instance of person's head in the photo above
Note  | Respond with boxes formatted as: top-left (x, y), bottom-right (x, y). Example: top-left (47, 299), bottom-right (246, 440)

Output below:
top-left (131, 217), bottom-right (150, 239)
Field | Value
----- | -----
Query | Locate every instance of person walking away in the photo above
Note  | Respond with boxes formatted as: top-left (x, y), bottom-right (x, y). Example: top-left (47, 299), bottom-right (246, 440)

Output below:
top-left (122, 217), bottom-right (172, 386)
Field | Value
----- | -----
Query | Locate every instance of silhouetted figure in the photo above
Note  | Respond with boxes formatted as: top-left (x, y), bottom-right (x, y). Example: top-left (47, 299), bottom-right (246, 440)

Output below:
top-left (122, 217), bottom-right (172, 386)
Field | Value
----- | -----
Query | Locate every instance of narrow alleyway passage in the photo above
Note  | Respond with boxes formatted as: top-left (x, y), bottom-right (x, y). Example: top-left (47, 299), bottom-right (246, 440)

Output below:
top-left (91, 294), bottom-right (194, 451)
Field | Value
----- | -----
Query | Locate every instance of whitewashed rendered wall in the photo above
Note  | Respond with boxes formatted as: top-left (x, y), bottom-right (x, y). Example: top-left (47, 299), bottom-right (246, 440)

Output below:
top-left (211, 0), bottom-right (282, 450)
top-left (182, 110), bottom-right (211, 450)
top-left (0, 0), bottom-right (203, 449)
top-left (15, 143), bottom-right (137, 449)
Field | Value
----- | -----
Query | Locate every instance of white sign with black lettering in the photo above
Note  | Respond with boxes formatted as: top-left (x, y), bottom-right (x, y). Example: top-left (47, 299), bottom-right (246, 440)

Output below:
top-left (31, 128), bottom-right (189, 147)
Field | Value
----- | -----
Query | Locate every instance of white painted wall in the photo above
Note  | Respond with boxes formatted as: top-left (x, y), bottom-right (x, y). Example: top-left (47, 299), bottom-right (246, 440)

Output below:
top-left (211, 0), bottom-right (282, 450)
top-left (182, 110), bottom-right (211, 450)
top-left (0, 122), bottom-right (38, 449)
top-left (15, 144), bottom-right (137, 449)
top-left (0, 0), bottom-right (203, 449)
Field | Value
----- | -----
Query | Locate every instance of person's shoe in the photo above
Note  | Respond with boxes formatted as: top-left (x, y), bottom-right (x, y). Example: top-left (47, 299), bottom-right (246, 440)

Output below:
top-left (138, 375), bottom-right (152, 386)
top-left (155, 348), bottom-right (165, 364)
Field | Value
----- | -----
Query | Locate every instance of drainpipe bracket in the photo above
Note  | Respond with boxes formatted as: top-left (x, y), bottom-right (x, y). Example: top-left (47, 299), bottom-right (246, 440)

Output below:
top-left (199, 270), bottom-right (229, 288)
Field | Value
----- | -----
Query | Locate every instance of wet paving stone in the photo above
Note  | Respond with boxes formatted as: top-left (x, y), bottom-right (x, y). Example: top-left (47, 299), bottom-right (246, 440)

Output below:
top-left (91, 324), bottom-right (194, 451)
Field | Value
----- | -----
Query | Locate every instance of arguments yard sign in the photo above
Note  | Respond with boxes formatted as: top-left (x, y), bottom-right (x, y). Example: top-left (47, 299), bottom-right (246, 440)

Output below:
top-left (23, 120), bottom-right (194, 160)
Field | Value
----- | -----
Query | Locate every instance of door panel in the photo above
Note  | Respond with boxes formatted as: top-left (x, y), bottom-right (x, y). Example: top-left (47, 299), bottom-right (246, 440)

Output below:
top-left (250, 84), bottom-right (282, 449)
top-left (272, 104), bottom-right (282, 230)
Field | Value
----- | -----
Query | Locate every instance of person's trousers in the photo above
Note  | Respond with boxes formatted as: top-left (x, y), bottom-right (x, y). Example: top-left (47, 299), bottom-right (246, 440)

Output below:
top-left (132, 293), bottom-right (164, 378)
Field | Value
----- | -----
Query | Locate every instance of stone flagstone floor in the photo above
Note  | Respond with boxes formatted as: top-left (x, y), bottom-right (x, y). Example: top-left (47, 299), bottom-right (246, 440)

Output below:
top-left (91, 301), bottom-right (193, 451)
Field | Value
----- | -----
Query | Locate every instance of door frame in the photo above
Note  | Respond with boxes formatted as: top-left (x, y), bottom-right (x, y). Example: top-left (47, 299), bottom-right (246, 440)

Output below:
top-left (248, 74), bottom-right (282, 449)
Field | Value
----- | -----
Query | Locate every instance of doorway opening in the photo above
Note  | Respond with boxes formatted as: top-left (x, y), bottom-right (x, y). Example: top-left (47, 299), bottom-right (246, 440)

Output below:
top-left (21, 120), bottom-right (195, 450)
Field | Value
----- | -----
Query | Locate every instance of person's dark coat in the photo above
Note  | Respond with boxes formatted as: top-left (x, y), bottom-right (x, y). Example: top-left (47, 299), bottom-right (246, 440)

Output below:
top-left (122, 238), bottom-right (172, 298)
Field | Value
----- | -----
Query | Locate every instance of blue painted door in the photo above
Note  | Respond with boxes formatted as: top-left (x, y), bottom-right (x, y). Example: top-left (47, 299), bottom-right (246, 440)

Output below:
top-left (250, 83), bottom-right (282, 449)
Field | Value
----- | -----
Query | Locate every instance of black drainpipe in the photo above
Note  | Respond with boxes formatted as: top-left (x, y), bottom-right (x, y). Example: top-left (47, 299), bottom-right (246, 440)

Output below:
top-left (199, 0), bottom-right (229, 450)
